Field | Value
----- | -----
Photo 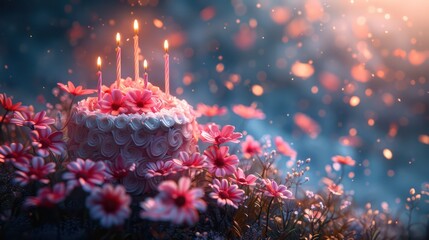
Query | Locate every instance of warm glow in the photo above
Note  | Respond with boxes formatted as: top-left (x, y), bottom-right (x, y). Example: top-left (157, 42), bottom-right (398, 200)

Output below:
top-left (116, 32), bottom-right (121, 45)
top-left (133, 19), bottom-right (139, 34)
top-left (383, 148), bottom-right (393, 160)
top-left (97, 56), bottom-right (101, 70)
top-left (349, 96), bottom-right (360, 107)
top-left (143, 59), bottom-right (148, 71)
top-left (164, 40), bottom-right (169, 53)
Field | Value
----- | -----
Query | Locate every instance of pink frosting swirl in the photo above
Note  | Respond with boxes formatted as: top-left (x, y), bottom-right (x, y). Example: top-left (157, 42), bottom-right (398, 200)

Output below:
top-left (146, 135), bottom-right (168, 160)
top-left (114, 114), bottom-right (128, 129)
top-left (122, 172), bottom-right (144, 195)
top-left (84, 114), bottom-right (97, 129)
top-left (131, 128), bottom-right (153, 147)
top-left (73, 126), bottom-right (89, 143)
top-left (112, 128), bottom-right (131, 145)
top-left (100, 136), bottom-right (120, 158)
top-left (87, 129), bottom-right (104, 147)
top-left (134, 160), bottom-right (147, 178)
top-left (167, 128), bottom-right (183, 151)
top-left (120, 142), bottom-right (143, 162)
top-left (96, 115), bottom-right (114, 132)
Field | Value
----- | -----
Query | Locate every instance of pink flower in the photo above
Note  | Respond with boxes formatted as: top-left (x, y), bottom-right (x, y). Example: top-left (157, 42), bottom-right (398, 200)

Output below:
top-left (294, 113), bottom-right (321, 139)
top-left (241, 135), bottom-right (262, 158)
top-left (196, 103), bottom-right (227, 117)
top-left (173, 151), bottom-right (207, 171)
top-left (10, 110), bottom-right (55, 130)
top-left (145, 160), bottom-right (176, 178)
top-left (125, 89), bottom-right (157, 113)
top-left (104, 155), bottom-right (135, 182)
top-left (57, 81), bottom-right (96, 96)
top-left (140, 177), bottom-right (206, 225)
top-left (263, 179), bottom-right (293, 199)
top-left (25, 183), bottom-right (67, 208)
top-left (14, 157), bottom-right (56, 186)
top-left (99, 89), bottom-right (128, 116)
top-left (0, 143), bottom-right (32, 165)
top-left (0, 93), bottom-right (25, 112)
top-left (232, 103), bottom-right (265, 119)
top-left (209, 178), bottom-right (244, 209)
top-left (63, 158), bottom-right (105, 192)
top-left (204, 146), bottom-right (239, 177)
top-left (230, 168), bottom-right (258, 186)
top-left (86, 184), bottom-right (131, 228)
top-left (331, 155), bottom-right (356, 166)
top-left (31, 128), bottom-right (66, 157)
top-left (327, 183), bottom-right (344, 196)
top-left (200, 123), bottom-right (242, 145)
top-left (274, 136), bottom-right (297, 160)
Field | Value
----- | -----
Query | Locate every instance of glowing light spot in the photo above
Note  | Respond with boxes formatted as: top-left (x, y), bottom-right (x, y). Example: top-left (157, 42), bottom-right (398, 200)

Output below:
top-left (249, 18), bottom-right (258, 28)
top-left (182, 73), bottom-right (194, 86)
top-left (153, 18), bottom-right (164, 28)
top-left (383, 149), bottom-right (393, 160)
top-left (418, 135), bottom-right (429, 145)
top-left (311, 86), bottom-right (318, 94)
top-left (368, 118), bottom-right (375, 126)
top-left (270, 6), bottom-right (290, 24)
top-left (349, 96), bottom-right (360, 107)
top-left (382, 93), bottom-right (394, 106)
top-left (216, 63), bottom-right (224, 73)
top-left (252, 84), bottom-right (264, 96)
top-left (351, 64), bottom-right (370, 83)
top-left (175, 87), bottom-right (183, 95)
top-left (349, 128), bottom-right (357, 136)
top-left (291, 61), bottom-right (314, 79)
top-left (408, 49), bottom-right (427, 65)
top-left (387, 170), bottom-right (395, 177)
top-left (319, 72), bottom-right (340, 92)
top-left (200, 7), bottom-right (216, 21)
top-left (365, 89), bottom-right (373, 97)
top-left (388, 124), bottom-right (398, 138)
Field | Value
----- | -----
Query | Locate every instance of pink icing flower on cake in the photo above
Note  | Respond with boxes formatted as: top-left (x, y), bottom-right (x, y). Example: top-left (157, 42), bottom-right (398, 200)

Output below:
top-left (0, 143), bottom-right (32, 165)
top-left (125, 89), bottom-right (157, 113)
top-left (10, 110), bottom-right (55, 130)
top-left (274, 136), bottom-right (297, 160)
top-left (31, 128), bottom-right (66, 157)
top-left (145, 160), bottom-right (176, 178)
top-left (196, 103), bottom-right (227, 117)
top-left (140, 177), bottom-right (206, 225)
top-left (99, 89), bottom-right (128, 115)
top-left (209, 178), bottom-right (244, 209)
top-left (262, 179), bottom-right (293, 200)
top-left (204, 145), bottom-right (239, 177)
top-left (173, 151), bottom-right (207, 171)
top-left (230, 167), bottom-right (258, 186)
top-left (14, 157), bottom-right (56, 186)
top-left (86, 184), bottom-right (131, 228)
top-left (57, 81), bottom-right (96, 96)
top-left (200, 123), bottom-right (242, 145)
top-left (25, 183), bottom-right (68, 208)
top-left (241, 135), bottom-right (262, 159)
top-left (232, 103), bottom-right (265, 119)
top-left (63, 158), bottom-right (105, 192)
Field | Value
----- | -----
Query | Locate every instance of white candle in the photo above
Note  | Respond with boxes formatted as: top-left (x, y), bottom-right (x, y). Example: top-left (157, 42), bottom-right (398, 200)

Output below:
top-left (116, 33), bottom-right (121, 88)
top-left (143, 59), bottom-right (148, 88)
top-left (164, 40), bottom-right (169, 96)
top-left (134, 20), bottom-right (139, 82)
top-left (97, 56), bottom-right (102, 101)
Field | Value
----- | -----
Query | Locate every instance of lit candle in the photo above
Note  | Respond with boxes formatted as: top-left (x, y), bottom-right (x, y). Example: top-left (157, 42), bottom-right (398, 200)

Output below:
top-left (97, 56), bottom-right (102, 101)
top-left (164, 40), bottom-right (169, 96)
top-left (143, 59), bottom-right (148, 88)
top-left (133, 20), bottom-right (139, 82)
top-left (116, 32), bottom-right (121, 88)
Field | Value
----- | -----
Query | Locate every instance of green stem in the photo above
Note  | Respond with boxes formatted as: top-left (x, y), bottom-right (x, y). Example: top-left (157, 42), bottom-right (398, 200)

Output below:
top-left (264, 197), bottom-right (274, 238)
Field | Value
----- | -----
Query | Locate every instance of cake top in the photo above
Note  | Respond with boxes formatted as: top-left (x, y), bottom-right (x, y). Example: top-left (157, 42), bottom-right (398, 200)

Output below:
top-left (75, 77), bottom-right (196, 123)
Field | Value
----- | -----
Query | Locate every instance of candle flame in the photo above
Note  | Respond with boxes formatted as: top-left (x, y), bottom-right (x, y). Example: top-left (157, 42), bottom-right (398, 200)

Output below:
top-left (116, 32), bottom-right (121, 45)
top-left (143, 59), bottom-right (148, 71)
top-left (164, 40), bottom-right (169, 53)
top-left (134, 19), bottom-right (139, 34)
top-left (97, 56), bottom-right (101, 70)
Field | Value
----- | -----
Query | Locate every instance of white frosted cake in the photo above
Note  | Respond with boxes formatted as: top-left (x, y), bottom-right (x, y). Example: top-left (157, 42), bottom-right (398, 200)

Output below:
top-left (67, 78), bottom-right (199, 194)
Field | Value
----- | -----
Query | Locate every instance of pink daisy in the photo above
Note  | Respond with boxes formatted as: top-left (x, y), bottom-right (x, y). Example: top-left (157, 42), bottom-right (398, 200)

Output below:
top-left (140, 177), bottom-right (206, 225)
top-left (263, 179), bottom-right (293, 200)
top-left (104, 155), bottom-right (135, 182)
top-left (0, 143), bottom-right (32, 165)
top-left (10, 110), bottom-right (55, 130)
top-left (63, 158), bottom-right (105, 192)
top-left (173, 151), bottom-right (207, 171)
top-left (274, 136), bottom-right (297, 160)
top-left (204, 146), bottom-right (239, 177)
top-left (209, 178), bottom-right (244, 209)
top-left (145, 160), bottom-right (176, 178)
top-left (241, 135), bottom-right (262, 159)
top-left (196, 103), bottom-right (227, 117)
top-left (125, 89), bottom-right (157, 113)
top-left (86, 184), bottom-right (131, 228)
top-left (31, 128), bottom-right (66, 157)
top-left (200, 124), bottom-right (242, 145)
top-left (230, 167), bottom-right (258, 186)
top-left (99, 89), bottom-right (128, 116)
top-left (14, 157), bottom-right (56, 186)
top-left (331, 155), bottom-right (356, 166)
top-left (232, 103), bottom-right (265, 119)
top-left (0, 93), bottom-right (25, 112)
top-left (25, 183), bottom-right (67, 208)
top-left (57, 81), bottom-right (96, 96)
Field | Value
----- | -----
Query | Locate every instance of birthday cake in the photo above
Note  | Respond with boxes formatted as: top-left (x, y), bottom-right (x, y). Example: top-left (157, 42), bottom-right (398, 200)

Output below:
top-left (67, 78), bottom-right (199, 194)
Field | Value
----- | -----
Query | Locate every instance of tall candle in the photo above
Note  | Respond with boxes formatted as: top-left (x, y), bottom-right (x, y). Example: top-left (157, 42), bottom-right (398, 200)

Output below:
top-left (116, 32), bottom-right (121, 88)
top-left (97, 56), bottom-right (102, 101)
top-left (133, 20), bottom-right (139, 82)
top-left (164, 40), bottom-right (169, 96)
top-left (143, 59), bottom-right (148, 88)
